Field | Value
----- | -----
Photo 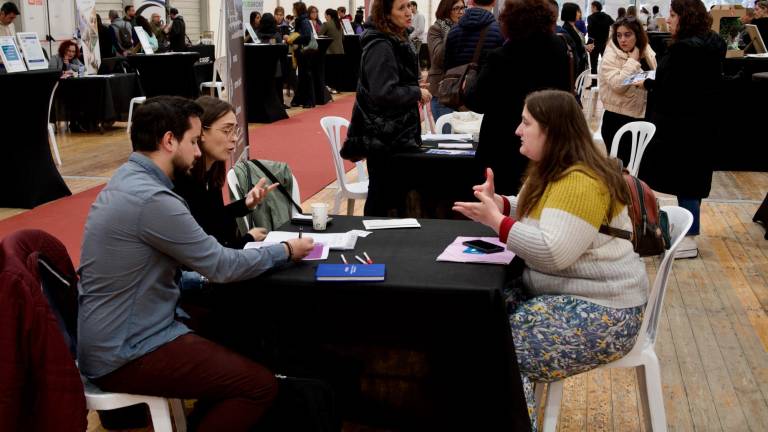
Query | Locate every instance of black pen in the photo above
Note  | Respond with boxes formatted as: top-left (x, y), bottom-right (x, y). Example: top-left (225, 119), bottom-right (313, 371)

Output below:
top-left (299, 227), bottom-right (303, 239)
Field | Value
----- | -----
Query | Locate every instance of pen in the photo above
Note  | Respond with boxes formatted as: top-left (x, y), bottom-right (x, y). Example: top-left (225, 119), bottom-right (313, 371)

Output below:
top-left (363, 252), bottom-right (373, 264)
top-left (299, 227), bottom-right (303, 239)
top-left (354, 255), bottom-right (367, 265)
top-left (340, 254), bottom-right (348, 264)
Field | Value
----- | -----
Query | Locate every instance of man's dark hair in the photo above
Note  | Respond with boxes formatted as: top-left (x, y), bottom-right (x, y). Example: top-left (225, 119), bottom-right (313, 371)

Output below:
top-left (475, 0), bottom-right (495, 6)
top-left (591, 1), bottom-right (602, 11)
top-left (1, 2), bottom-right (20, 15)
top-left (652, 5), bottom-right (659, 14)
top-left (410, 1), bottom-right (418, 7)
top-left (130, 96), bottom-right (203, 152)
top-left (124, 5), bottom-right (134, 14)
top-left (338, 6), bottom-right (346, 14)
top-left (548, 0), bottom-right (559, 14)
top-left (170, 8), bottom-right (179, 15)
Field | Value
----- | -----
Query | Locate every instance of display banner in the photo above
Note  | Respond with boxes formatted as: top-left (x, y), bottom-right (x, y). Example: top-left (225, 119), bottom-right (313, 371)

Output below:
top-left (17, 32), bottom-right (49, 70)
top-left (135, 27), bottom-right (155, 54)
top-left (225, 0), bottom-right (249, 162)
top-left (75, 0), bottom-right (101, 73)
top-left (243, 0), bottom-right (264, 23)
top-left (0, 36), bottom-right (27, 72)
top-left (136, 0), bottom-right (168, 22)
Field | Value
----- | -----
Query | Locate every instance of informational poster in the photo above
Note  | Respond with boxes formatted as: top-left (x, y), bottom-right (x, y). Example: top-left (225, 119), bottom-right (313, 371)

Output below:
top-left (342, 18), bottom-right (354, 35)
top-left (134, 27), bottom-right (155, 54)
top-left (76, 0), bottom-right (101, 74)
top-left (0, 36), bottom-right (27, 72)
top-left (16, 32), bottom-right (49, 70)
top-left (245, 22), bottom-right (258, 43)
top-left (224, 0), bottom-right (249, 162)
top-left (136, 0), bottom-right (167, 22)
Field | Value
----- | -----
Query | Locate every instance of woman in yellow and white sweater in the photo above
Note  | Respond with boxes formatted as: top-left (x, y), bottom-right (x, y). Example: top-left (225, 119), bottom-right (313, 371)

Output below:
top-left (454, 90), bottom-right (648, 429)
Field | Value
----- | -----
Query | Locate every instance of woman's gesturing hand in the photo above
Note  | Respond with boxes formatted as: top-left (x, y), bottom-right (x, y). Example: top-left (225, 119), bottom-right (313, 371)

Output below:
top-left (244, 178), bottom-right (280, 209)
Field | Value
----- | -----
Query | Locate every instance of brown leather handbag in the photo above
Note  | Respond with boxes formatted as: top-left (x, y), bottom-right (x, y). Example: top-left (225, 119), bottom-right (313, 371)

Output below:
top-left (437, 25), bottom-right (489, 109)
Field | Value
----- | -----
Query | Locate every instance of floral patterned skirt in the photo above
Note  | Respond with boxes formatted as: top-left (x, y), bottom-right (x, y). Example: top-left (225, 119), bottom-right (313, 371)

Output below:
top-left (504, 284), bottom-right (644, 430)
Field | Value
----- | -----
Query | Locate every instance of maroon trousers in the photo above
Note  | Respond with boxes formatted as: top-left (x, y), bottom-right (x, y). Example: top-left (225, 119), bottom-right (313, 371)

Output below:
top-left (93, 333), bottom-right (277, 432)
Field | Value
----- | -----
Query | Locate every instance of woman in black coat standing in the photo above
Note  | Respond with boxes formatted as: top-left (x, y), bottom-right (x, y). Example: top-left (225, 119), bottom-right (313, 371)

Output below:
top-left (637, 0), bottom-right (725, 258)
top-left (464, 0), bottom-right (571, 196)
top-left (285, 2), bottom-right (316, 107)
top-left (341, 0), bottom-right (431, 216)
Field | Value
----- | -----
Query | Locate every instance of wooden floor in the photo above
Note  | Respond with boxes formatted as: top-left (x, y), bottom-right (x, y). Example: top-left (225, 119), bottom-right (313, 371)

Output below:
top-left (3, 98), bottom-right (768, 432)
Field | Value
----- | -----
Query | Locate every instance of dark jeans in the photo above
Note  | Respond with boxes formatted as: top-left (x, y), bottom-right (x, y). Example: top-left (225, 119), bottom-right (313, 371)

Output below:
top-left (291, 49), bottom-right (315, 107)
top-left (93, 333), bottom-right (278, 432)
top-left (677, 197), bottom-right (701, 236)
top-left (590, 42), bottom-right (606, 74)
top-left (601, 110), bottom-right (639, 167)
top-left (364, 155), bottom-right (407, 217)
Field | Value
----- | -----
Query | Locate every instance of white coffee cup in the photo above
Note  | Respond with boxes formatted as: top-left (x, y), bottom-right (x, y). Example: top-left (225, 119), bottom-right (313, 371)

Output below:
top-left (311, 203), bottom-right (329, 231)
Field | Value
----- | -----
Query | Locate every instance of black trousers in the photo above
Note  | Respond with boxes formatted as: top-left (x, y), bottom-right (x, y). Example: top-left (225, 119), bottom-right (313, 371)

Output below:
top-left (291, 50), bottom-right (316, 107)
top-left (600, 110), bottom-right (640, 166)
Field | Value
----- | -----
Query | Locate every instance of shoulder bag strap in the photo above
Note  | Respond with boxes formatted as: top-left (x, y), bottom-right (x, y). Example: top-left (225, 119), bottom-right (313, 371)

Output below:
top-left (249, 159), bottom-right (304, 214)
top-left (471, 25), bottom-right (491, 65)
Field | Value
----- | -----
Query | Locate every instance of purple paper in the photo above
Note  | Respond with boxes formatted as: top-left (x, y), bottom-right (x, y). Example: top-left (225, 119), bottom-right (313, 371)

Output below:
top-left (303, 243), bottom-right (326, 260)
top-left (436, 237), bottom-right (515, 265)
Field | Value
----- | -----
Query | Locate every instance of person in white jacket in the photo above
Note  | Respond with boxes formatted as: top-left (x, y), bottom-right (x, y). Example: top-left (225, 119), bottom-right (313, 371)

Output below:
top-left (598, 16), bottom-right (656, 164)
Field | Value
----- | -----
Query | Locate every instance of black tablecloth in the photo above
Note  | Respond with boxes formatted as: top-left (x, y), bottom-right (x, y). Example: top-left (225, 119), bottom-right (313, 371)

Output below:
top-left (312, 38), bottom-right (334, 105)
top-left (244, 44), bottom-right (289, 123)
top-left (717, 56), bottom-right (768, 171)
top-left (126, 52), bottom-right (201, 99)
top-left (1, 70), bottom-right (71, 208)
top-left (194, 61), bottom-right (213, 89)
top-left (228, 216), bottom-right (529, 430)
top-left (186, 44), bottom-right (215, 63)
top-left (387, 142), bottom-right (483, 218)
top-left (326, 35), bottom-right (361, 92)
top-left (54, 73), bottom-right (144, 126)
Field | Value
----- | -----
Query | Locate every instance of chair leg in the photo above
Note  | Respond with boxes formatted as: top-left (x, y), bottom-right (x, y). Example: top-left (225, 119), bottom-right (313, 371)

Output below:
top-left (542, 380), bottom-right (564, 432)
top-left (332, 192), bottom-right (342, 215)
top-left (48, 124), bottom-right (62, 166)
top-left (170, 398), bottom-right (187, 432)
top-left (146, 398), bottom-right (174, 432)
top-left (638, 356), bottom-right (667, 432)
top-left (346, 198), bottom-right (355, 216)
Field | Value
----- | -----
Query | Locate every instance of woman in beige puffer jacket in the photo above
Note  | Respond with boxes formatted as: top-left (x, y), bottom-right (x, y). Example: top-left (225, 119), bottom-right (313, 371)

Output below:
top-left (598, 16), bottom-right (656, 164)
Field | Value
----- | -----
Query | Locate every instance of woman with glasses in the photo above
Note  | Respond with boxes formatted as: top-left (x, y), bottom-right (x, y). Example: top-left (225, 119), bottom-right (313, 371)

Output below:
top-left (49, 39), bottom-right (83, 78)
top-left (174, 96), bottom-right (277, 249)
top-left (427, 0), bottom-right (465, 126)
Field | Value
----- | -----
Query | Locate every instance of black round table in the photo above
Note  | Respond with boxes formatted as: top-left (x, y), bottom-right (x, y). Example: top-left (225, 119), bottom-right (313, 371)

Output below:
top-left (312, 37), bottom-right (333, 105)
top-left (1, 70), bottom-right (71, 208)
top-left (54, 73), bottom-right (144, 130)
top-left (244, 43), bottom-right (289, 123)
top-left (126, 52), bottom-right (201, 99)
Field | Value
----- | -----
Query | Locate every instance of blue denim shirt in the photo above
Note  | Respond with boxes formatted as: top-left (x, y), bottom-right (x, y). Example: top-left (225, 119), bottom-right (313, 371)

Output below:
top-left (77, 153), bottom-right (288, 378)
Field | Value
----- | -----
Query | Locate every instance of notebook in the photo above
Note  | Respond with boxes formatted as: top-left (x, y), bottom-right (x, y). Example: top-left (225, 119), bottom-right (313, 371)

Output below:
top-left (362, 218), bottom-right (421, 230)
top-left (263, 231), bottom-right (358, 250)
top-left (315, 264), bottom-right (386, 281)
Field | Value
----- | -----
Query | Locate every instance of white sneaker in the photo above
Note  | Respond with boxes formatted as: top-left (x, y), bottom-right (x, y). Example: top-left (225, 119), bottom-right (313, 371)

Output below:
top-left (674, 236), bottom-right (698, 259)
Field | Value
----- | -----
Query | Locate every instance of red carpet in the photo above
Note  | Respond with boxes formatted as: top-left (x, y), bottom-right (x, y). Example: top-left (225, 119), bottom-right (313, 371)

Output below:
top-left (248, 95), bottom-right (355, 201)
top-left (0, 96), bottom-right (357, 266)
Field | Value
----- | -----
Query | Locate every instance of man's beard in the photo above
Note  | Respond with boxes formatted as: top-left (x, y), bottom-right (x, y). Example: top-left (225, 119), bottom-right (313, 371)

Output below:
top-left (171, 154), bottom-right (194, 179)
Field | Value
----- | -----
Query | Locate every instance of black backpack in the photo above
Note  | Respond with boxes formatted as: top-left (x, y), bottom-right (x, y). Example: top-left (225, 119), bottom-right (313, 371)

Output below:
top-left (112, 21), bottom-right (133, 49)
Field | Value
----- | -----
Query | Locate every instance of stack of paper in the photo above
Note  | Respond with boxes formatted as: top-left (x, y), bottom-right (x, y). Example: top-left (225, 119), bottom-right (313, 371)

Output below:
top-left (362, 218), bottom-right (421, 230)
top-left (421, 133), bottom-right (473, 141)
top-left (436, 236), bottom-right (515, 265)
top-left (437, 143), bottom-right (473, 149)
top-left (263, 231), bottom-right (358, 250)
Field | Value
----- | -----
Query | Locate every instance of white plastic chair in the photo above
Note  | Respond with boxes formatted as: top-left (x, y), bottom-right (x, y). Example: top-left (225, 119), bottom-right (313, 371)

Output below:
top-left (537, 206), bottom-right (693, 432)
top-left (227, 168), bottom-right (302, 230)
top-left (200, 57), bottom-right (227, 98)
top-left (127, 96), bottom-right (147, 133)
top-left (433, 112), bottom-right (484, 135)
top-left (319, 116), bottom-right (369, 215)
top-left (575, 69), bottom-right (599, 119)
top-left (47, 81), bottom-right (62, 166)
top-left (83, 378), bottom-right (187, 432)
top-left (609, 121), bottom-right (656, 176)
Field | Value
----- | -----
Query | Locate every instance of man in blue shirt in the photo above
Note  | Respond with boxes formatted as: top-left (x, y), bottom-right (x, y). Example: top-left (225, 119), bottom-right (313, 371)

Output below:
top-left (78, 96), bottom-right (314, 431)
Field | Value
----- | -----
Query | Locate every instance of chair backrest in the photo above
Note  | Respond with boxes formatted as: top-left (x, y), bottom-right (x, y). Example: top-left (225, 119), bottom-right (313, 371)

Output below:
top-left (320, 116), bottom-right (368, 189)
top-left (421, 104), bottom-right (434, 134)
top-left (609, 121), bottom-right (656, 176)
top-left (434, 114), bottom-right (453, 134)
top-left (630, 206), bottom-right (692, 356)
top-left (574, 69), bottom-right (591, 102)
top-left (48, 81), bottom-right (59, 124)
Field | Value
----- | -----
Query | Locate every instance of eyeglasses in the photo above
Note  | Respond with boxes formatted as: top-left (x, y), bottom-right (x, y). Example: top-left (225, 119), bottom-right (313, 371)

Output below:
top-left (451, 6), bottom-right (467, 12)
top-left (204, 124), bottom-right (242, 139)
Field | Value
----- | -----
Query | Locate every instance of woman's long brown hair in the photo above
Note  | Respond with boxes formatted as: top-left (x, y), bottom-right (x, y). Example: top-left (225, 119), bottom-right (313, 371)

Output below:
top-left (516, 90), bottom-right (630, 219)
top-left (193, 96), bottom-right (235, 189)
